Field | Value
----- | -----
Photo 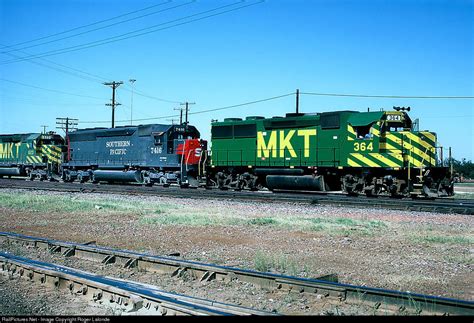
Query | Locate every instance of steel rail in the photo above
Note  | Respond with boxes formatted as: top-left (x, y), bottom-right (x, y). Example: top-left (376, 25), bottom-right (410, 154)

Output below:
top-left (0, 179), bottom-right (473, 215)
top-left (1, 232), bottom-right (473, 315)
top-left (0, 251), bottom-right (273, 316)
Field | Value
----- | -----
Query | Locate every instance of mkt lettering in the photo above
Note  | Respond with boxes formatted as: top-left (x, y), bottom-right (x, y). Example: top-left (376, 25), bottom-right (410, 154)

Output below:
top-left (257, 129), bottom-right (317, 158)
top-left (0, 142), bottom-right (21, 159)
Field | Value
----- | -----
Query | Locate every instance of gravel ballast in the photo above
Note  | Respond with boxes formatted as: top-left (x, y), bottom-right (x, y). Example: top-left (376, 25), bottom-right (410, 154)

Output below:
top-left (0, 188), bottom-right (472, 315)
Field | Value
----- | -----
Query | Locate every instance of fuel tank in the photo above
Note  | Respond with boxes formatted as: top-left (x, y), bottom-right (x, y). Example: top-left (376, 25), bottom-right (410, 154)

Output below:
top-left (254, 168), bottom-right (304, 176)
top-left (92, 170), bottom-right (143, 183)
top-left (0, 168), bottom-right (23, 176)
top-left (266, 175), bottom-right (326, 191)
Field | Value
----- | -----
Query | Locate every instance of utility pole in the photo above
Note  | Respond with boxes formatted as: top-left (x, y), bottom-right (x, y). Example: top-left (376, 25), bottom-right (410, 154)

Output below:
top-left (174, 107), bottom-right (184, 125)
top-left (129, 79), bottom-right (136, 125)
top-left (180, 101), bottom-right (195, 126)
top-left (296, 89), bottom-right (300, 114)
top-left (449, 147), bottom-right (453, 176)
top-left (104, 81), bottom-right (123, 128)
top-left (41, 125), bottom-right (48, 134)
top-left (56, 117), bottom-right (78, 162)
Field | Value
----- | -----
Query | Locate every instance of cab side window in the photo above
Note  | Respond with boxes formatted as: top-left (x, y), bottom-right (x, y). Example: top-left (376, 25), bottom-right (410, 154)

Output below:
top-left (354, 125), bottom-right (372, 139)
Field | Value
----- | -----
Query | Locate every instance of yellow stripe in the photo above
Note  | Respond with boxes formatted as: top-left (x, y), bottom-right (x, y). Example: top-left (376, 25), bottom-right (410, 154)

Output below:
top-left (403, 132), bottom-right (435, 152)
top-left (351, 153), bottom-right (380, 167)
top-left (422, 131), bottom-right (436, 143)
top-left (404, 155), bottom-right (423, 167)
top-left (371, 128), bottom-right (380, 136)
top-left (347, 125), bottom-right (356, 136)
top-left (379, 143), bottom-right (410, 164)
top-left (47, 156), bottom-right (60, 163)
top-left (49, 151), bottom-right (61, 159)
top-left (43, 146), bottom-right (61, 159)
top-left (51, 146), bottom-right (62, 154)
top-left (347, 136), bottom-right (354, 141)
top-left (368, 153), bottom-right (399, 167)
top-left (44, 150), bottom-right (60, 163)
top-left (347, 158), bottom-right (362, 167)
top-left (386, 133), bottom-right (433, 163)
top-left (26, 156), bottom-right (32, 163)
top-left (380, 142), bottom-right (399, 153)
top-left (387, 153), bottom-right (403, 162)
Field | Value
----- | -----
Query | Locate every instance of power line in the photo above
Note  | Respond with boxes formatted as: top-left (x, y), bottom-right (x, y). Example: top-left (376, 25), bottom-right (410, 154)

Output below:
top-left (79, 88), bottom-right (474, 125)
top-left (0, 44), bottom-right (106, 84)
top-left (0, 1), bottom-right (243, 63)
top-left (188, 92), bottom-right (294, 116)
top-left (0, 94), bottom-right (105, 106)
top-left (0, 43), bottom-right (183, 103)
top-left (300, 91), bottom-right (474, 99)
top-left (0, 44), bottom-right (184, 106)
top-left (123, 87), bottom-right (182, 104)
top-left (1, 1), bottom-right (264, 64)
top-left (0, 78), bottom-right (106, 100)
top-left (1, 1), bottom-right (193, 54)
top-left (79, 91), bottom-right (295, 124)
top-left (5, 1), bottom-right (173, 49)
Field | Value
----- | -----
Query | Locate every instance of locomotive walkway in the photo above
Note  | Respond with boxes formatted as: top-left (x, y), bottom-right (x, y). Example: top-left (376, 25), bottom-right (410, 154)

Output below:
top-left (0, 178), bottom-right (473, 215)
top-left (1, 232), bottom-right (473, 316)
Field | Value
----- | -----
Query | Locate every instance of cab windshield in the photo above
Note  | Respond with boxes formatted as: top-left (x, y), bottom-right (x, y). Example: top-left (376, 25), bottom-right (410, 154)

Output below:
top-left (381, 113), bottom-right (412, 132)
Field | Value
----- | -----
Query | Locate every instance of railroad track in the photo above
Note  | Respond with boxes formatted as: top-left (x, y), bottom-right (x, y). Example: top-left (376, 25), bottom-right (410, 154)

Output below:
top-left (1, 232), bottom-right (473, 316)
top-left (1, 178), bottom-right (473, 215)
top-left (0, 251), bottom-right (273, 316)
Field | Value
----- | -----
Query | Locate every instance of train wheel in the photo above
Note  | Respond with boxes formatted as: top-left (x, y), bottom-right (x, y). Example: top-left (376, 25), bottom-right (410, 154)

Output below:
top-left (205, 179), bottom-right (218, 190)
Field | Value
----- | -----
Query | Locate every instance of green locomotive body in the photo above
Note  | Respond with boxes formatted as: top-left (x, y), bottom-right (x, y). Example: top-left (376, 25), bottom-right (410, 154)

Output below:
top-left (0, 133), bottom-right (65, 179)
top-left (208, 109), bottom-right (452, 197)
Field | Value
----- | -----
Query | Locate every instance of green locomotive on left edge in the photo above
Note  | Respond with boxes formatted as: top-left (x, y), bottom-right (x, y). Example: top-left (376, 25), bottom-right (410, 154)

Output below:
top-left (207, 108), bottom-right (453, 197)
top-left (0, 133), bottom-right (65, 180)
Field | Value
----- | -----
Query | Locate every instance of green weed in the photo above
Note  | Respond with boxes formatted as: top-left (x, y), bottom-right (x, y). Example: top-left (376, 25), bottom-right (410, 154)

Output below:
top-left (303, 217), bottom-right (387, 236)
top-left (247, 217), bottom-right (278, 226)
top-left (415, 235), bottom-right (473, 245)
top-left (254, 250), bottom-right (301, 275)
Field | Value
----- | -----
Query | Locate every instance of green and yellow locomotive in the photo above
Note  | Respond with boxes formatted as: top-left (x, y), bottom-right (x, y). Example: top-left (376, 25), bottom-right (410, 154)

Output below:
top-left (0, 133), bottom-right (65, 180)
top-left (207, 108), bottom-right (453, 197)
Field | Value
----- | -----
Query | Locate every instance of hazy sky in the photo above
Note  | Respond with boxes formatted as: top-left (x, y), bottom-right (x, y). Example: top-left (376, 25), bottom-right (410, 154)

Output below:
top-left (0, 0), bottom-right (472, 160)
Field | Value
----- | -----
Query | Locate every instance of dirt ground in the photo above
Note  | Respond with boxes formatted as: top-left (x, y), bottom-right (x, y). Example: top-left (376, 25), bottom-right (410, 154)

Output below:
top-left (0, 188), bottom-right (472, 315)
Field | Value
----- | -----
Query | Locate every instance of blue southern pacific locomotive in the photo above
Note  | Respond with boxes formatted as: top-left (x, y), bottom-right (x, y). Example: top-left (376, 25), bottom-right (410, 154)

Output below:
top-left (0, 107), bottom-right (455, 198)
top-left (62, 123), bottom-right (204, 186)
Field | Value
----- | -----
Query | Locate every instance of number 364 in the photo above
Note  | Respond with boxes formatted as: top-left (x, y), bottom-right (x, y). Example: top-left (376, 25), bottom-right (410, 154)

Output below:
top-left (354, 142), bottom-right (373, 151)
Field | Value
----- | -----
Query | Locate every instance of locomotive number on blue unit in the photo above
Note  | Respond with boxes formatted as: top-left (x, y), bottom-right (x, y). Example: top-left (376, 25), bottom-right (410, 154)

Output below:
top-left (150, 147), bottom-right (163, 154)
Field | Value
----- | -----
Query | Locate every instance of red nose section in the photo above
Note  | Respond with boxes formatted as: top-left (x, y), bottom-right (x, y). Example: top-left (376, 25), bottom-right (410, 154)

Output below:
top-left (176, 139), bottom-right (204, 165)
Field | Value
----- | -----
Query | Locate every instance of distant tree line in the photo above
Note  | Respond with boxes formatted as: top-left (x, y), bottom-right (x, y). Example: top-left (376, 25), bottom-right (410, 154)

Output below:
top-left (449, 158), bottom-right (474, 180)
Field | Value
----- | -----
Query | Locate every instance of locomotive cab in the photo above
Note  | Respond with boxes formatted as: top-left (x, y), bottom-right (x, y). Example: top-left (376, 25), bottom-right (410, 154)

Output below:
top-left (167, 125), bottom-right (200, 154)
top-left (380, 109), bottom-right (413, 133)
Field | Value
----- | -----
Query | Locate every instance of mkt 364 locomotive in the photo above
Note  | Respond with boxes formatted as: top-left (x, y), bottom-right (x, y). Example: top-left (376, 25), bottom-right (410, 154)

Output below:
top-left (0, 107), bottom-right (454, 198)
